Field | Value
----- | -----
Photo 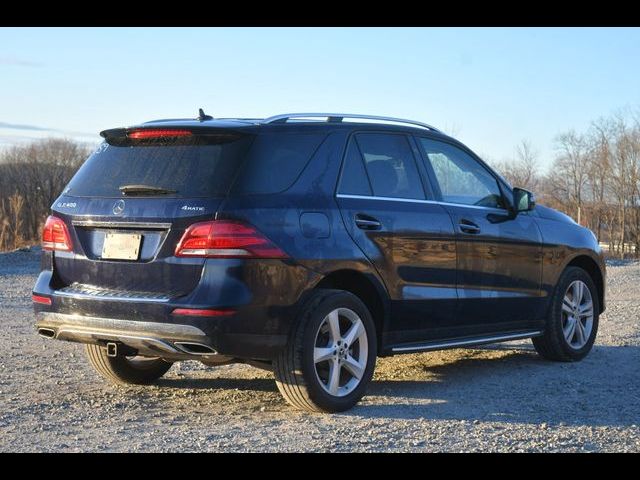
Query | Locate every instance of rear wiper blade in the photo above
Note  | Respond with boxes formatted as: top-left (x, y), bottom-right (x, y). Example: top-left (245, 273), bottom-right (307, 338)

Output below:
top-left (119, 184), bottom-right (177, 196)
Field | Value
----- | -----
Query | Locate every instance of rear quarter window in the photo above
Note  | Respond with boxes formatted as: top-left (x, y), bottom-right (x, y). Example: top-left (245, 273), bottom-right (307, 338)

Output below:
top-left (231, 133), bottom-right (326, 195)
top-left (337, 139), bottom-right (373, 196)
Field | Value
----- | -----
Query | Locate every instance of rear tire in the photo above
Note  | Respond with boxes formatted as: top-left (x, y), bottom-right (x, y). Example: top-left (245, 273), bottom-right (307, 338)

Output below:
top-left (532, 266), bottom-right (599, 362)
top-left (274, 289), bottom-right (377, 413)
top-left (85, 344), bottom-right (173, 385)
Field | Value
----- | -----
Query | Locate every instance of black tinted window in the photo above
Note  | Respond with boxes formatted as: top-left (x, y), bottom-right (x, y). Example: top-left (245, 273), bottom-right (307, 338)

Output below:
top-left (338, 140), bottom-right (372, 196)
top-left (355, 134), bottom-right (425, 199)
top-left (65, 134), bottom-right (252, 198)
top-left (418, 138), bottom-right (505, 208)
top-left (232, 133), bottom-right (326, 194)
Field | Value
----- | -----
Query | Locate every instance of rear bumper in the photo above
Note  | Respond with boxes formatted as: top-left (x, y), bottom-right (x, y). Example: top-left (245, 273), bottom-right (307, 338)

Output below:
top-left (36, 312), bottom-right (214, 359)
top-left (32, 254), bottom-right (321, 360)
top-left (35, 310), bottom-right (288, 361)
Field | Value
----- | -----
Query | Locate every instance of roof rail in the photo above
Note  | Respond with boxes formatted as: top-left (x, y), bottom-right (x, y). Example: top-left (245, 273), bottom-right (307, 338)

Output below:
top-left (261, 113), bottom-right (441, 132)
top-left (143, 118), bottom-right (192, 124)
top-left (144, 117), bottom-right (262, 125)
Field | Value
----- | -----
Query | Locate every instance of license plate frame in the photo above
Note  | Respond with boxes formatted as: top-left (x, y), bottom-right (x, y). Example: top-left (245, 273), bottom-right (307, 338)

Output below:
top-left (101, 233), bottom-right (142, 260)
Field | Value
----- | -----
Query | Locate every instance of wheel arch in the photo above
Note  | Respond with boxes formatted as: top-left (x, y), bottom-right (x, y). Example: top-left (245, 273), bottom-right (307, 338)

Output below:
top-left (565, 255), bottom-right (605, 313)
top-left (313, 269), bottom-right (389, 350)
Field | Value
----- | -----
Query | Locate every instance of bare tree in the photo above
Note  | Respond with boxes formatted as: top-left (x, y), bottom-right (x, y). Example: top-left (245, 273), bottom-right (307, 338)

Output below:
top-left (607, 115), bottom-right (636, 257)
top-left (0, 193), bottom-right (25, 250)
top-left (584, 118), bottom-right (614, 241)
top-left (494, 140), bottom-right (540, 191)
top-left (547, 131), bottom-right (590, 224)
top-left (630, 117), bottom-right (640, 255)
top-left (0, 138), bottom-right (90, 250)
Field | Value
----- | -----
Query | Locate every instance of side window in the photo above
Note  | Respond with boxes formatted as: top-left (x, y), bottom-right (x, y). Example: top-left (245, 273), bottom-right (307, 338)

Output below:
top-left (337, 139), bottom-right (372, 196)
top-left (418, 138), bottom-right (505, 209)
top-left (355, 133), bottom-right (425, 200)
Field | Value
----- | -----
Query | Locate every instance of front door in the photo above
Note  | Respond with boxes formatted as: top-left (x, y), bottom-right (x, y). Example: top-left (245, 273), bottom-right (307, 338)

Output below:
top-left (415, 136), bottom-right (544, 334)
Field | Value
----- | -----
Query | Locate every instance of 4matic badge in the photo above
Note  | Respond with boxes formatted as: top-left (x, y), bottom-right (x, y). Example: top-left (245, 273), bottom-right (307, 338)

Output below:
top-left (181, 205), bottom-right (205, 212)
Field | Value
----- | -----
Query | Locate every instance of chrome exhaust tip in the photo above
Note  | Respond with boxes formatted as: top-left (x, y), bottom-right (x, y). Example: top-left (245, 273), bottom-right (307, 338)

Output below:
top-left (174, 342), bottom-right (217, 355)
top-left (106, 342), bottom-right (118, 357)
top-left (37, 328), bottom-right (56, 339)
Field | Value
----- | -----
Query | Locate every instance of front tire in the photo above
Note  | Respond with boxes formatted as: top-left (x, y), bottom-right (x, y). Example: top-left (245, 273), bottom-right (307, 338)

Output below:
top-left (274, 289), bottom-right (377, 413)
top-left (533, 266), bottom-right (599, 362)
top-left (85, 344), bottom-right (173, 385)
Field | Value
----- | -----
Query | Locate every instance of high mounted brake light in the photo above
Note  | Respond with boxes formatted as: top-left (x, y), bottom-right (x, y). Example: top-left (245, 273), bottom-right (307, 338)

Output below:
top-left (128, 129), bottom-right (193, 139)
top-left (175, 220), bottom-right (288, 259)
top-left (42, 216), bottom-right (73, 252)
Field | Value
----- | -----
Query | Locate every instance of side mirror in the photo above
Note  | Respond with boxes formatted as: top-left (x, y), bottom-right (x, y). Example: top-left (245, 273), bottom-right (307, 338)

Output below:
top-left (513, 187), bottom-right (536, 213)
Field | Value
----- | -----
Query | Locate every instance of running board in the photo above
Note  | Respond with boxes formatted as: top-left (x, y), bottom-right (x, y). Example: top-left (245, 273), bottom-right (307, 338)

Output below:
top-left (390, 330), bottom-right (543, 353)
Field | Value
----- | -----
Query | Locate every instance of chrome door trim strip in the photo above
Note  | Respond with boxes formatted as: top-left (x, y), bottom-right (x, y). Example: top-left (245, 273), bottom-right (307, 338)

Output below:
top-left (391, 331), bottom-right (543, 353)
top-left (335, 194), bottom-right (509, 213)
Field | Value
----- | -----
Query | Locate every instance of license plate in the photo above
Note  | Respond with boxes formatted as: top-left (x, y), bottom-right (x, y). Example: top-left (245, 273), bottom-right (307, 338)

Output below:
top-left (102, 233), bottom-right (141, 260)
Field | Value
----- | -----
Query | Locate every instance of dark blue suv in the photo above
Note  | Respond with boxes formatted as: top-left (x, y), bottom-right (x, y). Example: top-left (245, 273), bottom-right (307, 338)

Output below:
top-left (33, 112), bottom-right (606, 412)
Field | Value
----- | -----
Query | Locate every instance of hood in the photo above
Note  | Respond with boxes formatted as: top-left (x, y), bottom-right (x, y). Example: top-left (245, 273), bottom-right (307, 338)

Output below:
top-left (535, 205), bottom-right (577, 225)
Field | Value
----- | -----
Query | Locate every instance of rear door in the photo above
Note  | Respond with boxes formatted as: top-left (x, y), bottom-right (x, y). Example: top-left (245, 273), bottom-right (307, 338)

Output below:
top-left (51, 130), bottom-right (253, 299)
top-left (335, 132), bottom-right (458, 345)
top-left (415, 136), bottom-right (544, 331)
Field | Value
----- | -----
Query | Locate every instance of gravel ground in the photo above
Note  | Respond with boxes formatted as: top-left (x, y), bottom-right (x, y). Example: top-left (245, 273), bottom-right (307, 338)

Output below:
top-left (1, 248), bottom-right (638, 452)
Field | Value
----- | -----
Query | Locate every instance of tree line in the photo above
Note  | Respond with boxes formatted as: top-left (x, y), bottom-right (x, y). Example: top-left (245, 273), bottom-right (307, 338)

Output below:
top-left (0, 139), bottom-right (89, 251)
top-left (491, 109), bottom-right (640, 258)
top-left (1, 110), bottom-right (639, 257)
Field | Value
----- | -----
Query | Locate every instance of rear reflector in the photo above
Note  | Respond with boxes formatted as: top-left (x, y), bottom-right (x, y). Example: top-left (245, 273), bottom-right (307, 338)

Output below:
top-left (32, 295), bottom-right (52, 305)
top-left (42, 215), bottom-right (73, 252)
top-left (172, 308), bottom-right (236, 317)
top-left (128, 129), bottom-right (192, 139)
top-left (175, 220), bottom-right (288, 259)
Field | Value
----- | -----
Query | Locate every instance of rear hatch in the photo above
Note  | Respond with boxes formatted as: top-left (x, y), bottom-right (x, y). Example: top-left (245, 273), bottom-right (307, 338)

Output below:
top-left (50, 127), bottom-right (253, 299)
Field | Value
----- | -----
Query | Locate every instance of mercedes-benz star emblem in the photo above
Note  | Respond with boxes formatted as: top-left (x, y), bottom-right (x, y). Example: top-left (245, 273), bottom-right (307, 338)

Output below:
top-left (113, 200), bottom-right (125, 215)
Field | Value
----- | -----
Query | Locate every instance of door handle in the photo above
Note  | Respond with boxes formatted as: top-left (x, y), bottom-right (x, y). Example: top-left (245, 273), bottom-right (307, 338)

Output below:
top-left (458, 219), bottom-right (481, 234)
top-left (355, 214), bottom-right (382, 230)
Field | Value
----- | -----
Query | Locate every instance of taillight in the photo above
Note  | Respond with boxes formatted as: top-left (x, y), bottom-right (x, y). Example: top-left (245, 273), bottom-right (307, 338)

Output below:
top-left (42, 216), bottom-right (72, 252)
top-left (175, 220), bottom-right (287, 259)
top-left (128, 129), bottom-right (192, 139)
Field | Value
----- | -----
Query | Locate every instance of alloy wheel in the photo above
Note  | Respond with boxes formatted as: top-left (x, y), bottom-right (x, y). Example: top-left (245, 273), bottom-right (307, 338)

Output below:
top-left (313, 308), bottom-right (368, 397)
top-left (561, 280), bottom-right (594, 349)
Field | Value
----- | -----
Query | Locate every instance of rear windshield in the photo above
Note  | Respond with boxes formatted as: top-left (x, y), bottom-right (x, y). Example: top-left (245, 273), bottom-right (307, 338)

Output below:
top-left (65, 133), bottom-right (252, 198)
top-left (65, 131), bottom-right (325, 198)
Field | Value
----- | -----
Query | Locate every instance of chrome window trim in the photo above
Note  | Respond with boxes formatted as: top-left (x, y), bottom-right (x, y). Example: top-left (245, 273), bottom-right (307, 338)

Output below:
top-left (335, 193), bottom-right (510, 213)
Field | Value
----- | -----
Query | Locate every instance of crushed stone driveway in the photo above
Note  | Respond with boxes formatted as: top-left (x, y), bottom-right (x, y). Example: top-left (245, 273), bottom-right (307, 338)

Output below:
top-left (0, 249), bottom-right (638, 452)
